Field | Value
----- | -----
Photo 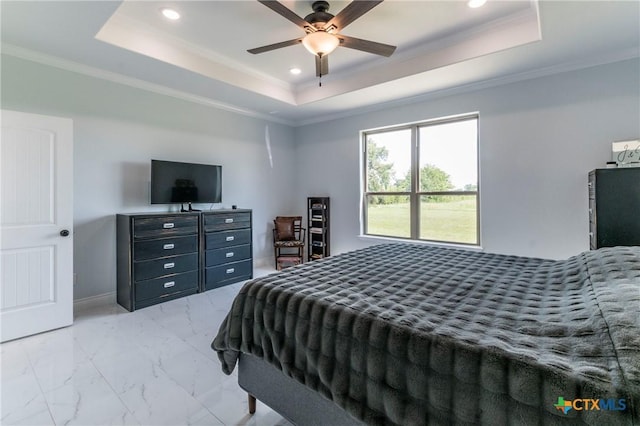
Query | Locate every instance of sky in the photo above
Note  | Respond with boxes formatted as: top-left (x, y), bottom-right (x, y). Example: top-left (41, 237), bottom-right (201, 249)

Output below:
top-left (369, 118), bottom-right (478, 190)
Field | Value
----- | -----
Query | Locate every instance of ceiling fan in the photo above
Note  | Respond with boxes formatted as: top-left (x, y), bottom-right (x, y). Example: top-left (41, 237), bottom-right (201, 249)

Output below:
top-left (248, 0), bottom-right (396, 80)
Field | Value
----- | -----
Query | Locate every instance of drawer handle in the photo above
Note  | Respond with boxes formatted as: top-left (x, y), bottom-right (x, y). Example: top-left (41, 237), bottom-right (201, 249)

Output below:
top-left (164, 262), bottom-right (175, 269)
top-left (163, 223), bottom-right (175, 229)
top-left (226, 268), bottom-right (235, 274)
top-left (225, 218), bottom-right (234, 224)
top-left (164, 281), bottom-right (175, 288)
top-left (226, 252), bottom-right (234, 258)
top-left (163, 243), bottom-right (175, 250)
top-left (226, 236), bottom-right (235, 242)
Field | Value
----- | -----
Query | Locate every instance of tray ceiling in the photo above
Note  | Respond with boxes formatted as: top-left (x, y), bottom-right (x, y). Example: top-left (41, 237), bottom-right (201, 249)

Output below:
top-left (1, 1), bottom-right (639, 125)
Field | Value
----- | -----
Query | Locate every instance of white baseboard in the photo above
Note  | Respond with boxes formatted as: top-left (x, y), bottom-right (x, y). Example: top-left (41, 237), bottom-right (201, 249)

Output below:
top-left (253, 256), bottom-right (272, 268)
top-left (74, 292), bottom-right (116, 312)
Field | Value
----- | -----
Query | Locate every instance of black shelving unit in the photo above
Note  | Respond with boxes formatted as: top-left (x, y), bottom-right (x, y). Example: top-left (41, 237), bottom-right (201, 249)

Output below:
top-left (308, 197), bottom-right (330, 261)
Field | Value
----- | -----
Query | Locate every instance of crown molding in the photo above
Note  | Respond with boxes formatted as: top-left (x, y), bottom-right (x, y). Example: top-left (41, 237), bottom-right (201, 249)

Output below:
top-left (99, 11), bottom-right (293, 91)
top-left (0, 43), bottom-right (296, 126)
top-left (295, 47), bottom-right (639, 127)
top-left (2, 43), bottom-right (636, 129)
top-left (95, 11), bottom-right (297, 105)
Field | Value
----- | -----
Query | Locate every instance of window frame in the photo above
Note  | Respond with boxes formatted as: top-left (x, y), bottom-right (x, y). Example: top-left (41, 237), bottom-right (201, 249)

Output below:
top-left (361, 113), bottom-right (480, 246)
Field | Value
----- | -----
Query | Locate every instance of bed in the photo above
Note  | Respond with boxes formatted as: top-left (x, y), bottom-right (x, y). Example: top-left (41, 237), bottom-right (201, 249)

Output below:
top-left (212, 243), bottom-right (640, 425)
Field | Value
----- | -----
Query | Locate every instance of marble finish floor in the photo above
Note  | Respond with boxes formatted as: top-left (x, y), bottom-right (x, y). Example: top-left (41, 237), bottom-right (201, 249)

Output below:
top-left (1, 267), bottom-right (291, 426)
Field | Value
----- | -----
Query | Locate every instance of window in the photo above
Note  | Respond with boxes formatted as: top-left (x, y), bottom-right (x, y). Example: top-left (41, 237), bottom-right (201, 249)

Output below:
top-left (362, 114), bottom-right (479, 245)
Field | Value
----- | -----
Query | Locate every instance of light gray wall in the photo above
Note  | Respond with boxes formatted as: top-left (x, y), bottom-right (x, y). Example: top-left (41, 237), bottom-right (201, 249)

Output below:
top-left (1, 55), bottom-right (297, 300)
top-left (295, 59), bottom-right (640, 259)
top-left (3, 55), bottom-right (638, 300)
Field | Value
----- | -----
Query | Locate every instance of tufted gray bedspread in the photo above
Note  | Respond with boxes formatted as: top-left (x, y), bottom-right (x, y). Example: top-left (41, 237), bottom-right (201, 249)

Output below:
top-left (212, 244), bottom-right (640, 425)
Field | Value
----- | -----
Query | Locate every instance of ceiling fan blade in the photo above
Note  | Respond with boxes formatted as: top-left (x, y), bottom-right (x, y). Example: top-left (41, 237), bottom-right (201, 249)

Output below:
top-left (338, 35), bottom-right (396, 57)
top-left (258, 1), bottom-right (313, 31)
top-left (315, 55), bottom-right (329, 77)
top-left (324, 1), bottom-right (383, 32)
top-left (247, 38), bottom-right (303, 54)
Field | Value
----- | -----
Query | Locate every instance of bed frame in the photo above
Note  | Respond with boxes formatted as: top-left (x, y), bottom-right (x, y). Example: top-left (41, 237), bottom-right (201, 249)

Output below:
top-left (238, 353), bottom-right (365, 425)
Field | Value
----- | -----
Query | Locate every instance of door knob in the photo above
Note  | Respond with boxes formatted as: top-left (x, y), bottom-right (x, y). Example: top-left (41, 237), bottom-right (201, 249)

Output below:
top-left (60, 229), bottom-right (70, 237)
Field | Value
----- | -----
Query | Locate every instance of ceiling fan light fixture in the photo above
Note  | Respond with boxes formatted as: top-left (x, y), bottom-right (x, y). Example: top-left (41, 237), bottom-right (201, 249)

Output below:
top-left (302, 31), bottom-right (340, 56)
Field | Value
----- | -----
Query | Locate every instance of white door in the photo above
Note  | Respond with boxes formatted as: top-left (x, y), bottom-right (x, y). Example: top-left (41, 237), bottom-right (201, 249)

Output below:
top-left (1, 110), bottom-right (74, 342)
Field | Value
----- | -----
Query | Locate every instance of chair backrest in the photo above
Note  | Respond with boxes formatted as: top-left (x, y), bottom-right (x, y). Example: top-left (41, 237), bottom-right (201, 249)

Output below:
top-left (274, 216), bottom-right (302, 241)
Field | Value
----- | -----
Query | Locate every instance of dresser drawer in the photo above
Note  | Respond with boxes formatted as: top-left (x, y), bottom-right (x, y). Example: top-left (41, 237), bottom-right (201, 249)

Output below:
top-left (206, 244), bottom-right (251, 267)
top-left (205, 259), bottom-right (252, 289)
top-left (206, 229), bottom-right (251, 249)
top-left (134, 253), bottom-right (198, 281)
top-left (135, 270), bottom-right (199, 302)
top-left (133, 215), bottom-right (198, 239)
top-left (204, 212), bottom-right (251, 232)
top-left (134, 235), bottom-right (198, 261)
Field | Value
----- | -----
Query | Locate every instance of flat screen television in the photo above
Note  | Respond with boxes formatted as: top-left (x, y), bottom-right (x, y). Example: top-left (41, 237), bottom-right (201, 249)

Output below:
top-left (150, 160), bottom-right (221, 210)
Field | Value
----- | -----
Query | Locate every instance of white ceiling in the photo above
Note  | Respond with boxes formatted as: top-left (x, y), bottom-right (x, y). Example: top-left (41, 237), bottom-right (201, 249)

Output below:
top-left (1, 1), bottom-right (639, 126)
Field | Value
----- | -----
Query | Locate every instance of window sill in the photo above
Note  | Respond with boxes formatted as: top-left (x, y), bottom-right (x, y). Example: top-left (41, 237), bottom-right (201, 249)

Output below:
top-left (357, 234), bottom-right (483, 252)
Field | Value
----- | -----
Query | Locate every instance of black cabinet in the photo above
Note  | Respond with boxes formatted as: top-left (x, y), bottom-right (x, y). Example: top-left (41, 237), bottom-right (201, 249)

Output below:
top-left (117, 209), bottom-right (253, 311)
top-left (202, 210), bottom-right (253, 291)
top-left (117, 213), bottom-right (200, 311)
top-left (589, 168), bottom-right (640, 249)
top-left (308, 197), bottom-right (330, 261)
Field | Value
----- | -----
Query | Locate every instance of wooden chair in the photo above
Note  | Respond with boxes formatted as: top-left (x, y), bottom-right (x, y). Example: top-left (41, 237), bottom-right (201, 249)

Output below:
top-left (273, 216), bottom-right (305, 270)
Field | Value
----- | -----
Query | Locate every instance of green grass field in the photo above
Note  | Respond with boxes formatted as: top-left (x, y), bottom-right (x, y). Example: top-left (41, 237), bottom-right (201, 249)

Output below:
top-left (366, 197), bottom-right (477, 244)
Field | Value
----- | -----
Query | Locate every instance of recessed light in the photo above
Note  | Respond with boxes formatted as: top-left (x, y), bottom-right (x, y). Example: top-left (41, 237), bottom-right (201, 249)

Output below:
top-left (468, 0), bottom-right (487, 8)
top-left (289, 67), bottom-right (302, 75)
top-left (161, 8), bottom-right (180, 20)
